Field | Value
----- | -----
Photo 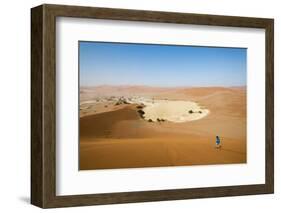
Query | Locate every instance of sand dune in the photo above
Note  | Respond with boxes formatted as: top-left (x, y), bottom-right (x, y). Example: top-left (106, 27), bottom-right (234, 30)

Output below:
top-left (80, 137), bottom-right (246, 170)
top-left (80, 106), bottom-right (139, 139)
top-left (79, 86), bottom-right (246, 170)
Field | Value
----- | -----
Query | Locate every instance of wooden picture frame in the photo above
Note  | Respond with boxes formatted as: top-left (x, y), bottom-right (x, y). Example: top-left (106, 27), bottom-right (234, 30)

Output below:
top-left (31, 4), bottom-right (274, 208)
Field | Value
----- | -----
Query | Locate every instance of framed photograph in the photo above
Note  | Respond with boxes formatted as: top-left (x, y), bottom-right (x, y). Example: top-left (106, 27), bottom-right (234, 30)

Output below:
top-left (31, 4), bottom-right (274, 208)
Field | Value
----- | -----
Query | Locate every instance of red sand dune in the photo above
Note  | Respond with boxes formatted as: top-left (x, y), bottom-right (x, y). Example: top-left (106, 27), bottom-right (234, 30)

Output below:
top-left (79, 86), bottom-right (246, 170)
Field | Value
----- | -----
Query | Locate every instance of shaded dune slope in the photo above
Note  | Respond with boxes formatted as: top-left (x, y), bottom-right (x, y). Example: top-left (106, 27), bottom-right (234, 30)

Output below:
top-left (80, 106), bottom-right (139, 139)
top-left (79, 87), bottom-right (247, 170)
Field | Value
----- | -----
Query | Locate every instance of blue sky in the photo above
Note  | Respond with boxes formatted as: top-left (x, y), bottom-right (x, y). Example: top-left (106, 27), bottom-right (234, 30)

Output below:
top-left (79, 41), bottom-right (246, 87)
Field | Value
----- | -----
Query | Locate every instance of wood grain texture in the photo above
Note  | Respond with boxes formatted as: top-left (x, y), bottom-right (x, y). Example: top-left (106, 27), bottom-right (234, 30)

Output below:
top-left (31, 5), bottom-right (43, 207)
top-left (31, 4), bottom-right (274, 208)
top-left (265, 20), bottom-right (274, 193)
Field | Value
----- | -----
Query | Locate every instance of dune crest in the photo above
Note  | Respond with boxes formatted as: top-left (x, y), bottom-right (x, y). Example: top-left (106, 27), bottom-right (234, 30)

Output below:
top-left (79, 86), bottom-right (246, 170)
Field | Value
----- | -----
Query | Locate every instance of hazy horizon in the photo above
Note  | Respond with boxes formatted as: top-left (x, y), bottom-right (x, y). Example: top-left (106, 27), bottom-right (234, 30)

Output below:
top-left (80, 84), bottom-right (246, 88)
top-left (79, 41), bottom-right (247, 87)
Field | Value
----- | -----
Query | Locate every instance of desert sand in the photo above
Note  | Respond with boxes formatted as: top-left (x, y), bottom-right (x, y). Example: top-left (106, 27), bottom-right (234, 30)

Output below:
top-left (79, 86), bottom-right (246, 170)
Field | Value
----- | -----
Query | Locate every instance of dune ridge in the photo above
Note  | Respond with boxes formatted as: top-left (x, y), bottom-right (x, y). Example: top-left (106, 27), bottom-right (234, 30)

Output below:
top-left (79, 86), bottom-right (246, 170)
